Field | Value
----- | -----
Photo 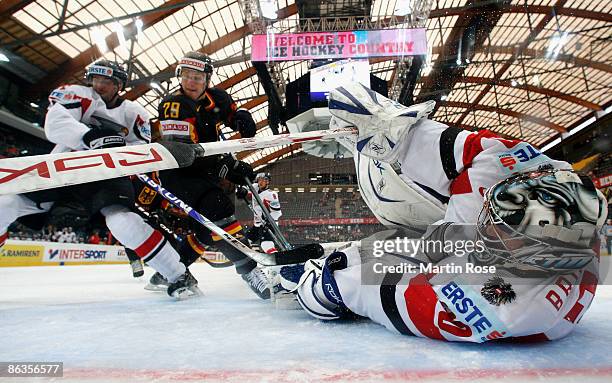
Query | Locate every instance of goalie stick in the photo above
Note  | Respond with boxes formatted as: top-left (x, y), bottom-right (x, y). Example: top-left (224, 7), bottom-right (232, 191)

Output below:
top-left (136, 174), bottom-right (324, 266)
top-left (0, 127), bottom-right (357, 196)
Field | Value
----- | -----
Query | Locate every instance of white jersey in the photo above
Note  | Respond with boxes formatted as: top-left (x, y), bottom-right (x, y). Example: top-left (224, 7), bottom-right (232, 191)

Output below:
top-left (247, 184), bottom-right (282, 227)
top-left (395, 119), bottom-right (571, 224)
top-left (336, 238), bottom-right (598, 343)
top-left (46, 85), bottom-right (151, 152)
top-left (334, 118), bottom-right (596, 343)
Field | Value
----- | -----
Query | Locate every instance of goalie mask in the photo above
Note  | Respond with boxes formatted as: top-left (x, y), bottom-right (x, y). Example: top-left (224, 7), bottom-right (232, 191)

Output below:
top-left (476, 169), bottom-right (607, 271)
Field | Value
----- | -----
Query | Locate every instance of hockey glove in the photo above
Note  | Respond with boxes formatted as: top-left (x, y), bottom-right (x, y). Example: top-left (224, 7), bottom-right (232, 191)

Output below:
top-left (236, 186), bottom-right (249, 199)
top-left (82, 127), bottom-right (125, 150)
top-left (216, 155), bottom-right (255, 185)
top-left (232, 109), bottom-right (257, 138)
top-left (328, 82), bottom-right (435, 164)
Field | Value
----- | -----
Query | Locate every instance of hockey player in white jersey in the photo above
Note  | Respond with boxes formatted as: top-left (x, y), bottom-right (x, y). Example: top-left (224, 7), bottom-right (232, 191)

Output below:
top-left (0, 59), bottom-right (196, 299)
top-left (237, 172), bottom-right (283, 253)
top-left (283, 83), bottom-right (607, 342)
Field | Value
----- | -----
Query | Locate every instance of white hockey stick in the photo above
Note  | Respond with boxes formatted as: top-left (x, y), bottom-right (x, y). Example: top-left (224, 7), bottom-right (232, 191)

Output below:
top-left (0, 128), bottom-right (356, 196)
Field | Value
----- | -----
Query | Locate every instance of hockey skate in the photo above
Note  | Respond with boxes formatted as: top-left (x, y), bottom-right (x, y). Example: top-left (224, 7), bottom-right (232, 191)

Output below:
top-left (242, 267), bottom-right (271, 300)
top-left (130, 259), bottom-right (144, 278)
top-left (269, 264), bottom-right (303, 310)
top-left (144, 272), bottom-right (169, 291)
top-left (167, 269), bottom-right (202, 299)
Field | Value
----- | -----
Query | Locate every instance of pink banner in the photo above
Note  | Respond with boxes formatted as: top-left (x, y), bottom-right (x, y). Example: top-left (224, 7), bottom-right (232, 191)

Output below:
top-left (251, 29), bottom-right (427, 61)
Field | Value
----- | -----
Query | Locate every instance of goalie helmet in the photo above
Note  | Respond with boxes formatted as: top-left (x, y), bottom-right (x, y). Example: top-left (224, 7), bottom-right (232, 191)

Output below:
top-left (85, 59), bottom-right (129, 90)
top-left (175, 51), bottom-right (214, 85)
top-left (476, 168), bottom-right (607, 271)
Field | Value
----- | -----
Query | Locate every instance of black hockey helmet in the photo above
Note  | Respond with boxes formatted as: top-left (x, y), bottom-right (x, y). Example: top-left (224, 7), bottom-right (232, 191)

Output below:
top-left (85, 59), bottom-right (129, 90)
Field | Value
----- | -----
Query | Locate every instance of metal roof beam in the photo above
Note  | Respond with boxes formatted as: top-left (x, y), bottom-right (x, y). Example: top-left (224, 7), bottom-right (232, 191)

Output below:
top-left (124, 3), bottom-right (297, 101)
top-left (416, 0), bottom-right (510, 106)
top-left (26, 0), bottom-right (196, 97)
top-left (0, 0), bottom-right (35, 20)
top-left (440, 100), bottom-right (566, 133)
top-left (418, 75), bottom-right (602, 111)
top-left (454, 0), bottom-right (569, 126)
top-left (427, 4), bottom-right (611, 23)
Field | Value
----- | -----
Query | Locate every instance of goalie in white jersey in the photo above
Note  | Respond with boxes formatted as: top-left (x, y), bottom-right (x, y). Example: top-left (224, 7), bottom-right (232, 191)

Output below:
top-left (0, 60), bottom-right (196, 299)
top-left (283, 83), bottom-right (607, 343)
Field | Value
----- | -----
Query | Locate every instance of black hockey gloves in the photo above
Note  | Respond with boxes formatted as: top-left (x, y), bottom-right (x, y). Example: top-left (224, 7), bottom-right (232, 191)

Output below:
top-left (236, 186), bottom-right (249, 199)
top-left (82, 127), bottom-right (125, 150)
top-left (232, 109), bottom-right (256, 138)
top-left (216, 155), bottom-right (255, 185)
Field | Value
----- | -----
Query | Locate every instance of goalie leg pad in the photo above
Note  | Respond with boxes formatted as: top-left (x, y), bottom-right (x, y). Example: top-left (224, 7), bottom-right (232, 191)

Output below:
top-left (329, 83), bottom-right (435, 163)
top-left (295, 252), bottom-right (351, 320)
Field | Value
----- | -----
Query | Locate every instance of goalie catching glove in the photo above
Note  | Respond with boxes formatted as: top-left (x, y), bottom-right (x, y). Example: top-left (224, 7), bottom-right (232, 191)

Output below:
top-left (215, 155), bottom-right (255, 185)
top-left (328, 82), bottom-right (435, 164)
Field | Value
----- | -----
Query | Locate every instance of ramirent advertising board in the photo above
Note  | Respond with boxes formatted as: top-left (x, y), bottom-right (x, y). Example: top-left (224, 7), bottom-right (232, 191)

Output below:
top-left (0, 240), bottom-right (128, 267)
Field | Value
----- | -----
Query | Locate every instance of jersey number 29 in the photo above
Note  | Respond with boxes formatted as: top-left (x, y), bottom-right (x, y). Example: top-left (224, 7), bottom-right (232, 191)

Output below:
top-left (162, 102), bottom-right (180, 118)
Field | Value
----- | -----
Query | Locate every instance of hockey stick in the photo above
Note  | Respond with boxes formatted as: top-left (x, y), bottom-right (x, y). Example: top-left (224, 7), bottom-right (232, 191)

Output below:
top-left (0, 128), bottom-right (357, 196)
top-left (136, 174), bottom-right (324, 266)
top-left (218, 130), bottom-right (292, 251)
top-left (135, 203), bottom-right (233, 268)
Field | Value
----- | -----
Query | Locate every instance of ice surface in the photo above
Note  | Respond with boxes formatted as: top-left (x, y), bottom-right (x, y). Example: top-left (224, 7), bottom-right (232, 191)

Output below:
top-left (1, 263), bottom-right (611, 383)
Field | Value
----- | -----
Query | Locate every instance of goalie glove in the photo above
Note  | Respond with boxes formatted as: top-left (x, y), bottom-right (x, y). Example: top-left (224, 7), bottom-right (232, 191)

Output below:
top-left (328, 82), bottom-right (435, 164)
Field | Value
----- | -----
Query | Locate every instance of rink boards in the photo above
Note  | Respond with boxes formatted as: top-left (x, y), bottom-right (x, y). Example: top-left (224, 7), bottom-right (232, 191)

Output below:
top-left (0, 239), bottom-right (128, 267)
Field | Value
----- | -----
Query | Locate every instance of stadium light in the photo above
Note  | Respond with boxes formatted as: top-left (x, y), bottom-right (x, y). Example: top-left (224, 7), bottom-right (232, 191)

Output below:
top-left (546, 31), bottom-right (569, 61)
top-left (92, 27), bottom-right (108, 54)
top-left (112, 22), bottom-right (128, 56)
top-left (394, 0), bottom-right (412, 16)
top-left (150, 81), bottom-right (163, 91)
top-left (135, 18), bottom-right (144, 40)
top-left (260, 0), bottom-right (278, 19)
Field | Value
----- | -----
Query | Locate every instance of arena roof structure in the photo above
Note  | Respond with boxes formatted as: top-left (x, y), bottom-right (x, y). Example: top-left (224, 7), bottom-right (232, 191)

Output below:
top-left (0, 0), bottom-right (610, 168)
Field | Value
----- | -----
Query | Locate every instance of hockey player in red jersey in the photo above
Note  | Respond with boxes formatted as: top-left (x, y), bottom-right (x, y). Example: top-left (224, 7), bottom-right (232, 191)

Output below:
top-left (282, 83), bottom-right (607, 342)
top-left (149, 51), bottom-right (271, 299)
top-left (0, 60), bottom-right (197, 299)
